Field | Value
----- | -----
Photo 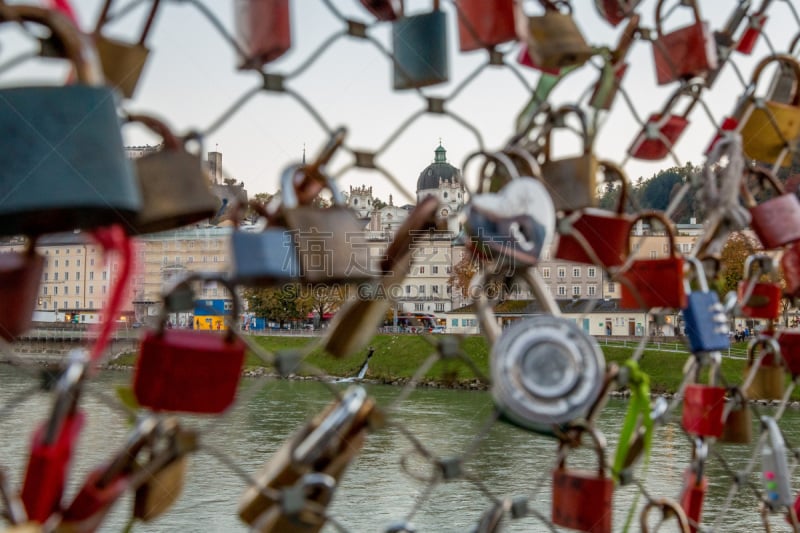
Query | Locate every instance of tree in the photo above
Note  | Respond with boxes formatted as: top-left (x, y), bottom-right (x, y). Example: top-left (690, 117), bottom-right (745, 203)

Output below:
top-left (449, 252), bottom-right (480, 299)
top-left (372, 198), bottom-right (387, 210)
top-left (718, 232), bottom-right (761, 296)
top-left (297, 284), bottom-right (347, 325)
top-left (243, 284), bottom-right (311, 327)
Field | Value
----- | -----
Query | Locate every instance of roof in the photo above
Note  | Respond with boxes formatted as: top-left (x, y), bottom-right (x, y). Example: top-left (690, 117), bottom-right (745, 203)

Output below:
top-left (417, 144), bottom-right (461, 191)
top-left (447, 298), bottom-right (631, 315)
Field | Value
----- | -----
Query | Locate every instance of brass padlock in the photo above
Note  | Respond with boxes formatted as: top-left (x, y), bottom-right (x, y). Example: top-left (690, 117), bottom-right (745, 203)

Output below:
top-left (525, 1), bottom-right (593, 70)
top-left (123, 114), bottom-right (219, 235)
top-left (281, 165), bottom-right (374, 284)
top-left (539, 105), bottom-right (598, 212)
top-left (238, 387), bottom-right (378, 532)
top-left (720, 387), bottom-right (752, 445)
top-left (93, 0), bottom-right (160, 98)
top-left (744, 336), bottom-right (786, 401)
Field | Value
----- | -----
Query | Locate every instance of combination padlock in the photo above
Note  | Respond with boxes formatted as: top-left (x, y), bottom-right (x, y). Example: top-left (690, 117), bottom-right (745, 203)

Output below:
top-left (552, 426), bottom-right (613, 533)
top-left (681, 257), bottom-right (730, 353)
top-left (744, 336), bottom-right (785, 401)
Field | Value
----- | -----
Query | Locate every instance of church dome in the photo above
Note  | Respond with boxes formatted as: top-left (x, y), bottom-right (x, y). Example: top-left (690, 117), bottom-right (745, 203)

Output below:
top-left (416, 143), bottom-right (461, 191)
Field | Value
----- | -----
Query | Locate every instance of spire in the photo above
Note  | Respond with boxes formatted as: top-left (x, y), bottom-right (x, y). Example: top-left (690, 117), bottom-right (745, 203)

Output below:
top-left (302, 143), bottom-right (306, 164)
top-left (434, 140), bottom-right (446, 163)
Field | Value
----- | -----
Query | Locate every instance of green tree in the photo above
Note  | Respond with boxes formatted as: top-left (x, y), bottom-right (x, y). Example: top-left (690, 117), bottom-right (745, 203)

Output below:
top-left (372, 198), bottom-right (387, 210)
top-left (243, 284), bottom-right (310, 327)
top-left (297, 284), bottom-right (347, 324)
top-left (718, 232), bottom-right (761, 296)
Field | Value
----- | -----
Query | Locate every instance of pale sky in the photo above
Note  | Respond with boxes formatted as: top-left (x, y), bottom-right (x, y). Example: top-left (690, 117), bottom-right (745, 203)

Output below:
top-left (3, 0), bottom-right (799, 205)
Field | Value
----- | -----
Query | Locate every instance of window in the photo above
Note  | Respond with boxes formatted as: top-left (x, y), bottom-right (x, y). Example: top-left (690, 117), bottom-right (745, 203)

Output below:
top-left (405, 286), bottom-right (411, 294)
top-left (44, 273), bottom-right (48, 281)
top-left (649, 250), bottom-right (657, 259)
top-left (43, 287), bottom-right (47, 295)
top-left (588, 285), bottom-right (597, 296)
top-left (77, 259), bottom-right (80, 267)
top-left (89, 272), bottom-right (94, 281)
top-left (64, 286), bottom-right (68, 295)
top-left (419, 285), bottom-right (425, 294)
top-left (75, 272), bottom-right (80, 281)
top-left (447, 286), bottom-right (452, 294)
top-left (573, 267), bottom-right (581, 277)
top-left (89, 286), bottom-right (93, 294)
top-left (588, 267), bottom-right (596, 278)
top-left (63, 301), bottom-right (67, 309)
top-left (446, 266), bottom-right (452, 274)
top-left (608, 282), bottom-right (615, 293)
top-left (89, 301), bottom-right (93, 308)
top-left (414, 303), bottom-right (424, 311)
top-left (452, 319), bottom-right (459, 327)
top-left (75, 286), bottom-right (79, 295)
top-left (557, 267), bottom-right (566, 278)
top-left (56, 250), bottom-right (59, 255)
top-left (213, 288), bottom-right (218, 296)
top-left (542, 267), bottom-right (551, 278)
top-left (55, 259), bottom-right (58, 267)
top-left (90, 258), bottom-right (94, 266)
top-left (573, 286), bottom-right (581, 296)
top-left (54, 273), bottom-right (58, 281)
top-left (102, 286), bottom-right (107, 295)
top-left (64, 272), bottom-right (69, 281)
top-left (102, 272), bottom-right (107, 281)
top-left (54, 287), bottom-right (58, 295)
top-left (75, 301), bottom-right (79, 308)
top-left (435, 303), bottom-right (445, 312)
top-left (213, 256), bottom-right (218, 263)
top-left (432, 266), bottom-right (438, 274)
top-left (419, 266), bottom-right (424, 274)
top-left (558, 285), bottom-right (567, 296)
top-left (65, 260), bottom-right (69, 267)
top-left (176, 256), bottom-right (180, 264)
top-left (432, 285), bottom-right (439, 294)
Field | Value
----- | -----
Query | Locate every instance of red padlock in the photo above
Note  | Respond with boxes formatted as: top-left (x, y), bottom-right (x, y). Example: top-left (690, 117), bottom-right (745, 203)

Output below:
top-left (775, 330), bottom-right (800, 376)
top-left (738, 254), bottom-right (782, 320)
top-left (555, 160), bottom-right (632, 267)
top-left (736, 13), bottom-right (767, 55)
top-left (620, 211), bottom-right (687, 310)
top-left (781, 241), bottom-right (800, 297)
top-left (679, 455), bottom-right (708, 533)
top-left (0, 238), bottom-right (43, 341)
top-left (133, 276), bottom-right (246, 414)
top-left (704, 116), bottom-right (738, 155)
top-left (552, 427), bottom-right (613, 533)
top-left (651, 0), bottom-right (717, 85)
top-left (234, 0), bottom-right (291, 69)
top-left (628, 80), bottom-right (702, 160)
top-left (593, 0), bottom-right (641, 27)
top-left (59, 465), bottom-right (129, 532)
top-left (516, 44), bottom-right (560, 75)
top-left (359, 0), bottom-right (401, 20)
top-left (742, 167), bottom-right (800, 249)
top-left (682, 384), bottom-right (725, 438)
top-left (456, 0), bottom-right (516, 52)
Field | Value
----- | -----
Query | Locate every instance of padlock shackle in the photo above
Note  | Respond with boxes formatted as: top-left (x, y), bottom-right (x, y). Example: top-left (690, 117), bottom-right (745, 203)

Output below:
top-left (126, 114), bottom-right (181, 151)
top-left (597, 160), bottom-right (630, 215)
top-left (627, 210), bottom-right (679, 258)
top-left (556, 423), bottom-right (608, 477)
top-left (640, 497), bottom-right (691, 532)
top-left (742, 253), bottom-right (775, 280)
top-left (740, 166), bottom-right (786, 208)
top-left (0, 4), bottom-right (104, 85)
top-left (655, 0), bottom-right (703, 39)
top-left (230, 199), bottom-right (270, 229)
top-left (542, 105), bottom-right (592, 159)
top-left (746, 334), bottom-right (784, 367)
top-left (748, 54), bottom-right (800, 108)
top-left (502, 145), bottom-right (543, 180)
top-left (611, 12), bottom-right (640, 64)
top-left (94, 0), bottom-right (161, 45)
top-left (281, 163), bottom-right (347, 209)
top-left (683, 256), bottom-right (710, 293)
top-left (462, 150), bottom-right (520, 195)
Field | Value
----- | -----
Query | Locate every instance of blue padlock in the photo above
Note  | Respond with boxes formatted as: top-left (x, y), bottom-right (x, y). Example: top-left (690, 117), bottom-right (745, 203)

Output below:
top-left (682, 258), bottom-right (730, 353)
top-left (391, 0), bottom-right (448, 90)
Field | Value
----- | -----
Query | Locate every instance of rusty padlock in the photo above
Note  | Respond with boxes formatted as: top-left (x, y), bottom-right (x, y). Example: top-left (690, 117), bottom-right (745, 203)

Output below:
top-left (765, 34), bottom-right (800, 104)
top-left (93, 0), bottom-right (160, 98)
top-left (551, 426), bottom-right (613, 533)
top-left (0, 238), bottom-right (43, 342)
top-left (524, 1), bottom-right (593, 70)
top-left (359, 0), bottom-right (401, 21)
top-left (721, 387), bottom-right (752, 444)
top-left (123, 114), bottom-right (219, 235)
top-left (133, 275), bottom-right (246, 414)
top-left (679, 439), bottom-right (708, 533)
top-left (628, 79), bottom-right (703, 160)
top-left (620, 211), bottom-right (687, 310)
top-left (238, 386), bottom-right (378, 532)
top-left (456, 0), bottom-right (516, 52)
top-left (682, 353), bottom-right (726, 438)
top-left (741, 166), bottom-right (800, 249)
top-left (589, 14), bottom-right (638, 111)
top-left (391, 0), bottom-right (448, 90)
top-left (323, 196), bottom-right (439, 358)
top-left (739, 55), bottom-right (800, 167)
top-left (539, 105), bottom-right (598, 212)
top-left (735, 0), bottom-right (771, 55)
top-left (555, 160), bottom-right (633, 268)
top-left (21, 350), bottom-right (88, 524)
top-left (593, 0), bottom-right (641, 27)
top-left (234, 0), bottom-right (291, 69)
top-left (651, 0), bottom-right (718, 85)
top-left (744, 336), bottom-right (785, 401)
top-left (738, 254), bottom-right (781, 320)
top-left (0, 5), bottom-right (141, 238)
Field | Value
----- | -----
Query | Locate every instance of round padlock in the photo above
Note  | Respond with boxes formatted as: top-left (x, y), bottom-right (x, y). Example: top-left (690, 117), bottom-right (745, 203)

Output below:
top-left (491, 315), bottom-right (605, 434)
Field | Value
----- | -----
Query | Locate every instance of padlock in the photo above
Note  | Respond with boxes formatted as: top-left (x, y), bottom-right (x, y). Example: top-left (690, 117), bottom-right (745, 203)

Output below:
top-left (516, 44), bottom-right (561, 75)
top-left (391, 1), bottom-right (448, 90)
top-left (551, 426), bottom-right (613, 533)
top-left (589, 14), bottom-right (638, 111)
top-left (524, 1), bottom-right (593, 70)
top-left (238, 386), bottom-right (377, 532)
top-left (123, 114), bottom-right (219, 235)
top-left (766, 35), bottom-right (800, 104)
top-left (682, 353), bottom-right (725, 438)
top-left (678, 439), bottom-right (708, 533)
top-left (231, 200), bottom-right (301, 286)
top-left (628, 80), bottom-right (703, 160)
top-left (775, 329), bottom-right (800, 376)
top-left (681, 257), bottom-right (730, 353)
top-left (323, 196), bottom-right (439, 358)
top-left (741, 167), bottom-right (800, 249)
top-left (593, 0), bottom-right (641, 27)
top-left (0, 5), bottom-right (140, 237)
top-left (21, 351), bottom-right (88, 523)
top-left (359, 0), bottom-right (401, 21)
top-left (640, 498), bottom-right (690, 532)
top-left (133, 275), bottom-right (246, 414)
top-left (761, 415), bottom-right (793, 511)
top-left (281, 165), bottom-right (375, 284)
top-left (780, 240), bottom-right (800, 297)
top-left (739, 55), bottom-right (800, 167)
top-left (555, 160), bottom-right (633, 268)
top-left (464, 174), bottom-right (555, 269)
top-left (703, 1), bottom-right (750, 87)
top-left (744, 336), bottom-right (785, 401)
top-left (93, 0), bottom-right (159, 98)
top-left (539, 105), bottom-right (598, 212)
top-left (0, 238), bottom-right (43, 342)
top-left (721, 387), bottom-right (752, 444)
top-left (234, 0), bottom-right (291, 69)
top-left (620, 211), bottom-right (687, 310)
top-left (735, 0), bottom-right (771, 55)
top-left (456, 0), bottom-right (516, 52)
top-left (651, 0), bottom-right (718, 85)
top-left (738, 254), bottom-right (781, 320)
top-left (487, 268), bottom-right (605, 436)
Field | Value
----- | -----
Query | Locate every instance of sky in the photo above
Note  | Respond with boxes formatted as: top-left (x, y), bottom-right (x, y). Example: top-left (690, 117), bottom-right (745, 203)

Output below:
top-left (2, 0), bottom-right (800, 205)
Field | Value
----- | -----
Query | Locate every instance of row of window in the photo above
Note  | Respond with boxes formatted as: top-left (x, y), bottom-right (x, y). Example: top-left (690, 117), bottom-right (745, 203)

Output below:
top-left (40, 301), bottom-right (95, 310)
top-left (42, 285), bottom-right (106, 296)
top-left (451, 319), bottom-right (477, 327)
top-left (45, 248), bottom-right (96, 255)
top-left (414, 303), bottom-right (447, 312)
top-left (551, 285), bottom-right (598, 297)
top-left (416, 265), bottom-right (451, 275)
top-left (162, 240), bottom-right (224, 251)
top-left (163, 256), bottom-right (223, 264)
top-left (542, 267), bottom-right (598, 279)
top-left (44, 271), bottom-right (106, 282)
top-left (405, 285), bottom-right (451, 295)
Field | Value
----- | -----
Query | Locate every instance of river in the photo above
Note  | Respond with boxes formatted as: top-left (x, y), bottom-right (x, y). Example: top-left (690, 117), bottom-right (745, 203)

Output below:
top-left (0, 364), bottom-right (798, 532)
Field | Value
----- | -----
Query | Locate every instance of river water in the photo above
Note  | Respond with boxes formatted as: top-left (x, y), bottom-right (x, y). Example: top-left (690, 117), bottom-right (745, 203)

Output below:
top-left (1, 364), bottom-right (798, 532)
